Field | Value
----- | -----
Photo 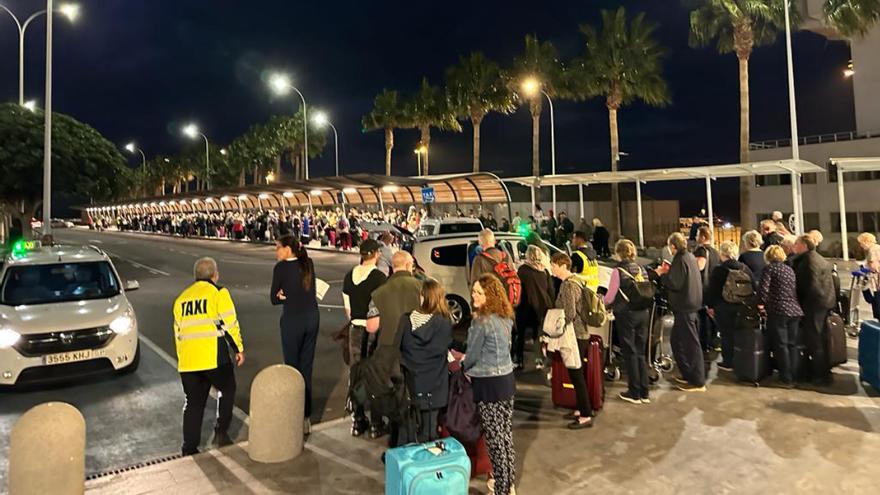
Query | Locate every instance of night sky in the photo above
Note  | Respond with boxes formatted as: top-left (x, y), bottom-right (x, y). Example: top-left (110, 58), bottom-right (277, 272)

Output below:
top-left (0, 0), bottom-right (856, 218)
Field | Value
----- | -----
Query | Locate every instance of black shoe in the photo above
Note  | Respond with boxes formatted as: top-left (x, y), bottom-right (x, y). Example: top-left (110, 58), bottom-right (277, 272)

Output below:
top-left (351, 419), bottom-right (368, 437)
top-left (563, 411), bottom-right (580, 421)
top-left (717, 363), bottom-right (734, 371)
top-left (640, 395), bottom-right (651, 404)
top-left (212, 430), bottom-right (233, 447)
top-left (567, 417), bottom-right (594, 430)
top-left (369, 425), bottom-right (387, 439)
top-left (182, 447), bottom-right (200, 456)
top-left (618, 391), bottom-right (642, 405)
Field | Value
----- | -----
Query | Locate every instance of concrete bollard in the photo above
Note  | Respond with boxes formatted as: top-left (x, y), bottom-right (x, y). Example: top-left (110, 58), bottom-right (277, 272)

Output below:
top-left (9, 402), bottom-right (85, 495)
top-left (248, 364), bottom-right (305, 463)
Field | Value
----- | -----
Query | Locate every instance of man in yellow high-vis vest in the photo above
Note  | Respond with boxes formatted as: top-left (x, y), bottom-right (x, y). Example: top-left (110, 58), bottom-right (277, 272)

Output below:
top-left (571, 231), bottom-right (600, 293)
top-left (173, 257), bottom-right (245, 455)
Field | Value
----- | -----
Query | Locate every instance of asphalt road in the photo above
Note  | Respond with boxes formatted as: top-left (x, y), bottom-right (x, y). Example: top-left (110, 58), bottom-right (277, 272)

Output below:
top-left (54, 228), bottom-right (358, 422)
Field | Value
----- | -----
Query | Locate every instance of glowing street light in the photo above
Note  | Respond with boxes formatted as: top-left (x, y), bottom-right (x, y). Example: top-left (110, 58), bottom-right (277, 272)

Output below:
top-left (266, 171), bottom-right (276, 184)
top-left (0, 2), bottom-right (80, 105)
top-left (312, 111), bottom-right (340, 177)
top-left (22, 100), bottom-right (37, 112)
top-left (123, 141), bottom-right (147, 194)
top-left (414, 146), bottom-right (427, 176)
top-left (181, 123), bottom-right (211, 190)
top-left (268, 72), bottom-right (310, 180)
top-left (519, 76), bottom-right (557, 215)
top-left (844, 60), bottom-right (855, 78)
top-left (219, 148), bottom-right (227, 156)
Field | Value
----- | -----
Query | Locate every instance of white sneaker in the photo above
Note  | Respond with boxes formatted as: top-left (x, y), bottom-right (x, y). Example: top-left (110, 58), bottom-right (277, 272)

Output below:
top-left (487, 478), bottom-right (495, 495)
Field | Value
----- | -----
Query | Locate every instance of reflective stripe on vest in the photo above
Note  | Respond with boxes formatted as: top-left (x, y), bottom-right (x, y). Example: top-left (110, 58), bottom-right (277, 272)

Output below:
top-left (177, 330), bottom-right (225, 341)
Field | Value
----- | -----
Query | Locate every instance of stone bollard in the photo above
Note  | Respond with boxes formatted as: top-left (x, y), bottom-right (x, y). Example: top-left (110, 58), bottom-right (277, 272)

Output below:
top-left (248, 364), bottom-right (305, 463)
top-left (9, 402), bottom-right (85, 495)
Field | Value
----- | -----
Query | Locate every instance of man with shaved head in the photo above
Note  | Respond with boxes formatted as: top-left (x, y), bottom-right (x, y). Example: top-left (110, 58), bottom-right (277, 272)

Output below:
top-left (366, 249), bottom-right (422, 446)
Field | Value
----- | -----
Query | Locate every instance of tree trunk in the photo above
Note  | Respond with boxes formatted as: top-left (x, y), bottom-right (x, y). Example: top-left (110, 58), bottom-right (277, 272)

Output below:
top-left (384, 127), bottom-right (394, 176)
top-left (472, 115), bottom-right (483, 173)
top-left (530, 99), bottom-right (542, 178)
top-left (738, 53), bottom-right (753, 229)
top-left (608, 104), bottom-right (621, 242)
top-left (420, 125), bottom-right (431, 175)
top-left (294, 155), bottom-right (302, 181)
top-left (238, 168), bottom-right (245, 187)
top-left (276, 154), bottom-right (282, 176)
top-left (159, 179), bottom-right (165, 196)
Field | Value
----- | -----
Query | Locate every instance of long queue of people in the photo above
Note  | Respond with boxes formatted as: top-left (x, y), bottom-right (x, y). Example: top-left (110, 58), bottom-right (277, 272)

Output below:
top-left (170, 214), bottom-right (869, 494)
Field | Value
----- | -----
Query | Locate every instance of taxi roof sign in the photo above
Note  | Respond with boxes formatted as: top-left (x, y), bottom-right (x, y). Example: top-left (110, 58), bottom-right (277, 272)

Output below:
top-left (11, 240), bottom-right (41, 257)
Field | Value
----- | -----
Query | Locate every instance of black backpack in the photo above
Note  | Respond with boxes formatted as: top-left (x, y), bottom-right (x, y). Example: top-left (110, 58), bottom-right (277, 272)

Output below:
top-left (722, 268), bottom-right (754, 304)
top-left (617, 267), bottom-right (655, 310)
top-left (347, 347), bottom-right (408, 421)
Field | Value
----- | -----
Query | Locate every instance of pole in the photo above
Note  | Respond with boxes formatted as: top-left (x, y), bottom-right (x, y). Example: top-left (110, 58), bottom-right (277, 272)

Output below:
top-left (417, 152), bottom-right (422, 176)
top-left (578, 183), bottom-right (584, 221)
top-left (790, 172), bottom-right (801, 235)
top-left (531, 180), bottom-right (537, 218)
top-left (544, 91), bottom-right (556, 215)
top-left (290, 87), bottom-right (309, 180)
top-left (636, 180), bottom-right (645, 249)
top-left (784, 0), bottom-right (799, 162)
top-left (705, 176), bottom-right (714, 238)
top-left (18, 29), bottom-right (24, 106)
top-left (330, 123), bottom-right (339, 177)
top-left (41, 0), bottom-right (53, 238)
top-left (201, 134), bottom-right (210, 191)
top-left (837, 164), bottom-right (849, 261)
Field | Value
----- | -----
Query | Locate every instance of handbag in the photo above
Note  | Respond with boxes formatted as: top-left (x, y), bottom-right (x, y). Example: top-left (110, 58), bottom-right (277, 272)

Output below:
top-left (445, 370), bottom-right (482, 444)
top-left (542, 308), bottom-right (566, 338)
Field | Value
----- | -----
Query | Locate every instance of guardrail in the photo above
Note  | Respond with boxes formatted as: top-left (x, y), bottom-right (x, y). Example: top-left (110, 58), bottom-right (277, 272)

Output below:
top-left (750, 130), bottom-right (880, 150)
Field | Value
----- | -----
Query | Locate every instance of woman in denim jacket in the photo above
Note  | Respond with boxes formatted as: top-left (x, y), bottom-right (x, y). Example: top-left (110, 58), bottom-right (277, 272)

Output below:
top-left (462, 273), bottom-right (517, 495)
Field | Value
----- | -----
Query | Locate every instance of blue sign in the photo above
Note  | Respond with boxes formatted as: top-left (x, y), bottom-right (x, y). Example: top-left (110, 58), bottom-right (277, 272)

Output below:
top-left (421, 187), bottom-right (435, 204)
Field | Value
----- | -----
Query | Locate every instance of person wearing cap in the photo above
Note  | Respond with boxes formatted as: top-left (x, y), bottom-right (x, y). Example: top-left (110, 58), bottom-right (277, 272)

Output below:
top-left (343, 237), bottom-right (388, 437)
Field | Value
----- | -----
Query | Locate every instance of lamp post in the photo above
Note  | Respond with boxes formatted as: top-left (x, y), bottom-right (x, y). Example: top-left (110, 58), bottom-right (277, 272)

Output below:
top-left (521, 77), bottom-right (557, 216)
top-left (783, 0), bottom-right (804, 234)
top-left (312, 111), bottom-right (339, 176)
top-left (415, 146), bottom-right (426, 176)
top-left (182, 123), bottom-right (210, 191)
top-left (269, 73), bottom-right (310, 180)
top-left (125, 142), bottom-right (147, 196)
top-left (0, 3), bottom-right (79, 106)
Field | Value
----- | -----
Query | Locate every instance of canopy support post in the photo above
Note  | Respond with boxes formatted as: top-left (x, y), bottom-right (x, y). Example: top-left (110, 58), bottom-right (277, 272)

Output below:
top-left (578, 183), bottom-right (585, 222)
top-left (837, 165), bottom-right (850, 261)
top-left (636, 180), bottom-right (645, 250)
top-left (705, 176), bottom-right (714, 238)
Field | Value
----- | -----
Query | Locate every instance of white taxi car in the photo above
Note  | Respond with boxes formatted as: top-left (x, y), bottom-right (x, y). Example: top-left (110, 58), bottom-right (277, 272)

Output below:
top-left (0, 241), bottom-right (140, 386)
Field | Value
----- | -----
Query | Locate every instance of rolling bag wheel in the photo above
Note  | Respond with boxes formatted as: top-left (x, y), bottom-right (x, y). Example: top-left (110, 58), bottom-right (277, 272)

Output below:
top-left (658, 355), bottom-right (675, 373)
top-left (648, 367), bottom-right (661, 383)
top-left (604, 366), bottom-right (621, 382)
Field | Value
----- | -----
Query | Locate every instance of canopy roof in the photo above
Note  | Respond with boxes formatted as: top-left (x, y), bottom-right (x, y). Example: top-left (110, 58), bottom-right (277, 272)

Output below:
top-left (504, 159), bottom-right (825, 187)
top-left (830, 157), bottom-right (880, 172)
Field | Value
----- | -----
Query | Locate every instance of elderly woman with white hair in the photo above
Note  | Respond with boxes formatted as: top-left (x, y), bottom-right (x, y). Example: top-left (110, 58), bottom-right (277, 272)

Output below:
top-left (514, 245), bottom-right (555, 370)
top-left (861, 245), bottom-right (880, 320)
top-left (739, 230), bottom-right (766, 288)
top-left (706, 241), bottom-right (754, 371)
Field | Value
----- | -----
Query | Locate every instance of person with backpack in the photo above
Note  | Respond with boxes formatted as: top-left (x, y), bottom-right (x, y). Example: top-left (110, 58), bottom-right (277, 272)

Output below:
top-left (399, 279), bottom-right (454, 443)
top-left (549, 253), bottom-right (595, 429)
top-left (706, 241), bottom-right (754, 371)
top-left (462, 274), bottom-right (517, 495)
top-left (515, 245), bottom-right (555, 370)
top-left (470, 229), bottom-right (521, 307)
top-left (694, 226), bottom-right (721, 373)
top-left (757, 245), bottom-right (803, 387)
top-left (603, 240), bottom-right (654, 404)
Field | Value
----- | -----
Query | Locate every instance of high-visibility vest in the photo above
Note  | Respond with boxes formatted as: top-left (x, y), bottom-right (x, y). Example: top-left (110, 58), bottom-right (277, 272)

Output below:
top-left (173, 280), bottom-right (244, 373)
top-left (572, 250), bottom-right (600, 293)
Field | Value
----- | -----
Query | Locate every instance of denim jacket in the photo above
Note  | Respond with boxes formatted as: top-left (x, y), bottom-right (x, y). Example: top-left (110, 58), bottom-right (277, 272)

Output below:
top-left (462, 314), bottom-right (514, 377)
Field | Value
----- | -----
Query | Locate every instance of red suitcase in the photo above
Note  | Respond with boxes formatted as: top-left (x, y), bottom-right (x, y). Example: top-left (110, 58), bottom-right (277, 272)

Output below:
top-left (551, 351), bottom-right (579, 409)
top-left (551, 338), bottom-right (605, 413)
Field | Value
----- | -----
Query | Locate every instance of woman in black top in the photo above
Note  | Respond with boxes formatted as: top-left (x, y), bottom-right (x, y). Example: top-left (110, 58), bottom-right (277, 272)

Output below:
top-left (706, 241), bottom-right (753, 371)
top-left (515, 245), bottom-right (555, 369)
top-left (591, 218), bottom-right (611, 258)
top-left (270, 234), bottom-right (319, 432)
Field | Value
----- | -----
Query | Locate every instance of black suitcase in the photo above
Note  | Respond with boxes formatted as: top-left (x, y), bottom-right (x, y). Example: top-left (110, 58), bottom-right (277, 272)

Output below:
top-left (826, 312), bottom-right (847, 367)
top-left (733, 308), bottom-right (771, 386)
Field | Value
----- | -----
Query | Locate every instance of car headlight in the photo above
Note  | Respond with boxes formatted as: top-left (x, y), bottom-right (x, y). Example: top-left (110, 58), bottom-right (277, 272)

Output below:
top-left (109, 313), bottom-right (135, 335)
top-left (0, 328), bottom-right (21, 348)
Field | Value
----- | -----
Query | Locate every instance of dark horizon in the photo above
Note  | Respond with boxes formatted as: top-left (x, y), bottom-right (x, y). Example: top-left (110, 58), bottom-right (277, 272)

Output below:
top-left (0, 0), bottom-right (856, 219)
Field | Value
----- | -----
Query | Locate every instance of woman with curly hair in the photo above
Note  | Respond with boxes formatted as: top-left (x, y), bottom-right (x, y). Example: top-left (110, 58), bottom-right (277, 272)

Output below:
top-left (462, 274), bottom-right (517, 495)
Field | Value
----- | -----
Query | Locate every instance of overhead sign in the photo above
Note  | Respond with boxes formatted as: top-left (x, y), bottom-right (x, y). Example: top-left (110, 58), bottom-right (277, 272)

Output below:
top-left (421, 187), bottom-right (435, 204)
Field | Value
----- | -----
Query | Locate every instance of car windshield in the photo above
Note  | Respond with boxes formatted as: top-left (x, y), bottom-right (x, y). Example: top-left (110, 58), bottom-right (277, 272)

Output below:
top-left (438, 223), bottom-right (483, 235)
top-left (0, 261), bottom-right (121, 306)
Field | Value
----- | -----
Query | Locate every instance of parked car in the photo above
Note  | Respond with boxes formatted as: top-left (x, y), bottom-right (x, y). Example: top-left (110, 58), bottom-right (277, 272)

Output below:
top-left (415, 217), bottom-right (483, 238)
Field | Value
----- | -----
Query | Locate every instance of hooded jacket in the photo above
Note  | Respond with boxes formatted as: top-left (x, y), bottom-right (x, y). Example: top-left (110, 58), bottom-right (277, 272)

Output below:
top-left (399, 312), bottom-right (453, 409)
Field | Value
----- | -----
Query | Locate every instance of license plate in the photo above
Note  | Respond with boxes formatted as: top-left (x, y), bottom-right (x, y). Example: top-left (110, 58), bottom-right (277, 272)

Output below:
top-left (43, 349), bottom-right (94, 365)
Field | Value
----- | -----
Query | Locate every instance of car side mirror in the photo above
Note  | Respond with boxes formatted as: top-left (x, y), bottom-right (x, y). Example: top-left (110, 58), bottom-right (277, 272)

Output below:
top-left (125, 280), bottom-right (140, 291)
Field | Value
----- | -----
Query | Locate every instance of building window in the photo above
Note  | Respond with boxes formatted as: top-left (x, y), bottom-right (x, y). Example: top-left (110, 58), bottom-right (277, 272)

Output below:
top-left (803, 212), bottom-right (820, 231)
top-left (861, 212), bottom-right (877, 233)
top-left (830, 212), bottom-right (859, 233)
top-left (828, 164), bottom-right (880, 183)
top-left (802, 173), bottom-right (817, 184)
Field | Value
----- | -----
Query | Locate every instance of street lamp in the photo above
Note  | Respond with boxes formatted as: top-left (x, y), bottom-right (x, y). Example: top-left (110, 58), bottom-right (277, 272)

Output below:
top-left (124, 142), bottom-right (147, 195)
top-left (22, 100), bottom-right (37, 112)
top-left (0, 2), bottom-right (80, 105)
top-left (783, 0), bottom-right (804, 234)
top-left (182, 123), bottom-right (211, 191)
top-left (312, 111), bottom-right (340, 176)
top-left (268, 72), bottom-right (309, 180)
top-left (414, 146), bottom-right (427, 176)
top-left (520, 76), bottom-right (557, 216)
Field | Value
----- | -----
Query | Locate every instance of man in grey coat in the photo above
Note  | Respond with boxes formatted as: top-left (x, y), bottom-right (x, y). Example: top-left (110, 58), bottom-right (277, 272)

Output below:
top-left (655, 232), bottom-right (706, 391)
top-left (792, 234), bottom-right (837, 385)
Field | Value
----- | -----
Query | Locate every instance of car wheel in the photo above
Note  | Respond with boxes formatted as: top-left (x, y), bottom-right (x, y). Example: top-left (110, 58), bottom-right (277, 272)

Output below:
top-left (446, 296), bottom-right (470, 325)
top-left (118, 342), bottom-right (141, 375)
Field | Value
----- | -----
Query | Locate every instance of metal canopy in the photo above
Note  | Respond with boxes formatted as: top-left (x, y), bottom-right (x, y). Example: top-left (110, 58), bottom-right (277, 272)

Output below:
top-left (829, 157), bottom-right (880, 261)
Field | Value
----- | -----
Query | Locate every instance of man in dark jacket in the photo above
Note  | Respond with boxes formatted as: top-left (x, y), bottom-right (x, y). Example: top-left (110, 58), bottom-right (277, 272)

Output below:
top-left (694, 226), bottom-right (722, 371)
top-left (655, 232), bottom-right (706, 391)
top-left (792, 234), bottom-right (837, 385)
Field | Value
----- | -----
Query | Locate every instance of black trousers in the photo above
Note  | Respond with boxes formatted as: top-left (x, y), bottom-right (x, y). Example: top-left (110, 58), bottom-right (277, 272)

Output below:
top-left (714, 305), bottom-right (741, 367)
top-left (802, 309), bottom-right (831, 381)
top-left (567, 338), bottom-right (593, 417)
top-left (671, 311), bottom-right (706, 386)
top-left (180, 362), bottom-right (236, 455)
top-left (617, 309), bottom-right (651, 398)
top-left (280, 309), bottom-right (320, 418)
top-left (767, 313), bottom-right (801, 384)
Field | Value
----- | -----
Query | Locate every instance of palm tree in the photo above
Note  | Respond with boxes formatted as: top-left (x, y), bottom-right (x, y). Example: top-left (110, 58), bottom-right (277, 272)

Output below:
top-left (363, 90), bottom-right (408, 176)
top-left (513, 35), bottom-right (565, 179)
top-left (406, 78), bottom-right (462, 175)
top-left (823, 0), bottom-right (880, 36)
top-left (574, 7), bottom-right (670, 240)
top-left (446, 52), bottom-right (516, 172)
top-left (686, 0), bottom-right (787, 228)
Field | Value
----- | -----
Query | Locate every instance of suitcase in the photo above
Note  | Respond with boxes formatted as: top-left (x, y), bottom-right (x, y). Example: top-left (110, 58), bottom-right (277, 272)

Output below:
top-left (733, 309), bottom-right (771, 385)
top-left (826, 312), bottom-right (848, 367)
top-left (439, 425), bottom-right (491, 478)
top-left (586, 335), bottom-right (605, 411)
top-left (550, 351), bottom-right (578, 409)
top-left (384, 438), bottom-right (470, 495)
top-left (859, 320), bottom-right (880, 391)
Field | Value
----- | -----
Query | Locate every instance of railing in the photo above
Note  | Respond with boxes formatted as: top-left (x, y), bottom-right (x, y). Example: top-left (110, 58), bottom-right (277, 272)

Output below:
top-left (750, 130), bottom-right (880, 150)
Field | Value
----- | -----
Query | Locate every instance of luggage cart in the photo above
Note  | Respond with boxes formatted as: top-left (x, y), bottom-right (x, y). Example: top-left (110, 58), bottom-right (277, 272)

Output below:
top-left (647, 287), bottom-right (675, 383)
top-left (838, 265), bottom-right (868, 338)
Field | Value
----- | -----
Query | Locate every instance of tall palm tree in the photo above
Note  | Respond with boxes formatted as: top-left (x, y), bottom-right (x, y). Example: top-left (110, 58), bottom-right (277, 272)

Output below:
top-left (363, 90), bottom-right (408, 176)
top-left (574, 7), bottom-right (670, 240)
top-left (446, 52), bottom-right (516, 172)
top-left (513, 35), bottom-right (565, 179)
top-left (686, 0), bottom-right (787, 228)
top-left (406, 78), bottom-right (462, 175)
top-left (824, 0), bottom-right (880, 36)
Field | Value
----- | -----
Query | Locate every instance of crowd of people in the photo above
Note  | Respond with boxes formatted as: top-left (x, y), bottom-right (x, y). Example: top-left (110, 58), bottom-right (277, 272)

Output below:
top-left (169, 203), bottom-right (873, 495)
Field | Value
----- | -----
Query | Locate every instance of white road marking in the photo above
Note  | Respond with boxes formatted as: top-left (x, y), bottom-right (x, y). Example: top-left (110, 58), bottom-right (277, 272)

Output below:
top-left (105, 250), bottom-right (171, 276)
top-left (206, 448), bottom-right (274, 491)
top-left (303, 443), bottom-right (383, 481)
top-left (89, 239), bottom-right (103, 244)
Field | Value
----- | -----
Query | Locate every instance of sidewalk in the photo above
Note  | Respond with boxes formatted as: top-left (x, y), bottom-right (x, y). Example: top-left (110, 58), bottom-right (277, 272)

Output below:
top-left (85, 356), bottom-right (880, 494)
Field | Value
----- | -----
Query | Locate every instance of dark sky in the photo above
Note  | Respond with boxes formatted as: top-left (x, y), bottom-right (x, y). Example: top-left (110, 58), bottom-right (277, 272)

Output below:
top-left (0, 0), bottom-right (856, 218)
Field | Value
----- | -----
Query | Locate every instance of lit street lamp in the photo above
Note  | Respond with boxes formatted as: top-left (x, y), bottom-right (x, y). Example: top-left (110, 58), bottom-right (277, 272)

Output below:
top-left (182, 123), bottom-right (211, 190)
top-left (124, 142), bottom-right (147, 195)
top-left (22, 99), bottom-right (37, 112)
top-left (312, 111), bottom-right (340, 176)
top-left (0, 2), bottom-right (79, 106)
top-left (268, 72), bottom-right (310, 180)
top-left (414, 145), bottom-right (427, 176)
top-left (521, 76), bottom-right (557, 216)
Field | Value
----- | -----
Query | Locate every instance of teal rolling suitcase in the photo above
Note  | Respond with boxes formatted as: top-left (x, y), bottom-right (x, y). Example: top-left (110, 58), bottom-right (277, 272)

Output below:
top-left (859, 320), bottom-right (880, 391)
top-left (384, 438), bottom-right (470, 495)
